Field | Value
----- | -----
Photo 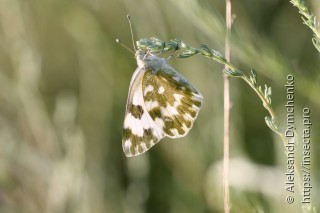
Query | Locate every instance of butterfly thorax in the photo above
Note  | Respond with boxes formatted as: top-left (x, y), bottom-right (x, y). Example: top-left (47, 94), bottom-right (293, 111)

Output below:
top-left (135, 50), bottom-right (167, 71)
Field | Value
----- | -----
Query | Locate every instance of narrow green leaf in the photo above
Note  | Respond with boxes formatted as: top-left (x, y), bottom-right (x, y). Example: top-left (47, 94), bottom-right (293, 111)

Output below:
top-left (265, 116), bottom-right (281, 135)
top-left (223, 69), bottom-right (243, 77)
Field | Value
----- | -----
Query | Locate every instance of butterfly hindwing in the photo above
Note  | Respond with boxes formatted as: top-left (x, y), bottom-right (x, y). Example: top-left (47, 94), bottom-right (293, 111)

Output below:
top-left (122, 66), bottom-right (165, 157)
top-left (142, 63), bottom-right (203, 138)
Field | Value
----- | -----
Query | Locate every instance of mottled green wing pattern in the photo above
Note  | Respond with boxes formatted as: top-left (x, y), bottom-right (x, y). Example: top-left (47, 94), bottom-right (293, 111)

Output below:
top-left (142, 65), bottom-right (203, 138)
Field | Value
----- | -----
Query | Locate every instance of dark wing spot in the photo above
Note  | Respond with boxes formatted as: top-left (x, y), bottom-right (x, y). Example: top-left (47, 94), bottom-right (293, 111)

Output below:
top-left (131, 105), bottom-right (144, 119)
top-left (193, 99), bottom-right (202, 108)
top-left (148, 106), bottom-right (162, 120)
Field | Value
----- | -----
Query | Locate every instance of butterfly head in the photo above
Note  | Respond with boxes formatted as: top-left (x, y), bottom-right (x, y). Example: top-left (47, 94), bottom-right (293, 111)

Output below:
top-left (135, 50), bottom-right (167, 69)
top-left (134, 50), bottom-right (145, 66)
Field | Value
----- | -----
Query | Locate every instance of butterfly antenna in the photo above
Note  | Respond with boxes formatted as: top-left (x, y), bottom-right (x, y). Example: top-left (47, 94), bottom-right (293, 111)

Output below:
top-left (127, 14), bottom-right (137, 52)
top-left (116, 38), bottom-right (135, 54)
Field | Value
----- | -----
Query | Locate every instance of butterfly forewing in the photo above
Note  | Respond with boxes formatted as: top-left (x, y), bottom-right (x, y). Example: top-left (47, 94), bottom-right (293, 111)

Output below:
top-left (142, 64), bottom-right (203, 138)
top-left (122, 66), bottom-right (165, 157)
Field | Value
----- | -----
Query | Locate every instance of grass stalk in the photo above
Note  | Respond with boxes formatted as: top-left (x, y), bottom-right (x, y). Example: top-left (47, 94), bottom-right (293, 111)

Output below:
top-left (223, 0), bottom-right (232, 212)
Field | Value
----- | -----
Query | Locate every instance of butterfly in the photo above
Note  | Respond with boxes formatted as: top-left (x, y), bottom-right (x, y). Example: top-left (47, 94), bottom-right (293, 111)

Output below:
top-left (122, 49), bottom-right (203, 157)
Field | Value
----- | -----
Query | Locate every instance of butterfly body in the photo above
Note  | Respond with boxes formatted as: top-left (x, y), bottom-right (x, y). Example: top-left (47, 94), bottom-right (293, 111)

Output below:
top-left (122, 50), bottom-right (203, 157)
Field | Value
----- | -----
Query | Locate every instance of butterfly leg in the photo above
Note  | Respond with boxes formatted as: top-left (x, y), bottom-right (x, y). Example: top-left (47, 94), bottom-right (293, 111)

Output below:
top-left (167, 45), bottom-right (179, 60)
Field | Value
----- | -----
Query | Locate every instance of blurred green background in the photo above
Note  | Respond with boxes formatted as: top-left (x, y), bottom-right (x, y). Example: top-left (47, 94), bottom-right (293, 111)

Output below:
top-left (0, 0), bottom-right (319, 212)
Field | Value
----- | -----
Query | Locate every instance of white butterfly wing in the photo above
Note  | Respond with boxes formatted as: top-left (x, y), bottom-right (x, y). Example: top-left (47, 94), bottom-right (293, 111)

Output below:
top-left (122, 66), bottom-right (165, 157)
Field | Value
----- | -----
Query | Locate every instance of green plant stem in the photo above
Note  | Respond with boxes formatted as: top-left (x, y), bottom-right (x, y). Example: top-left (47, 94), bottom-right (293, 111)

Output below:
top-left (241, 75), bottom-right (276, 120)
top-left (137, 38), bottom-right (279, 134)
top-left (206, 57), bottom-right (279, 123)
top-left (290, 0), bottom-right (320, 52)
